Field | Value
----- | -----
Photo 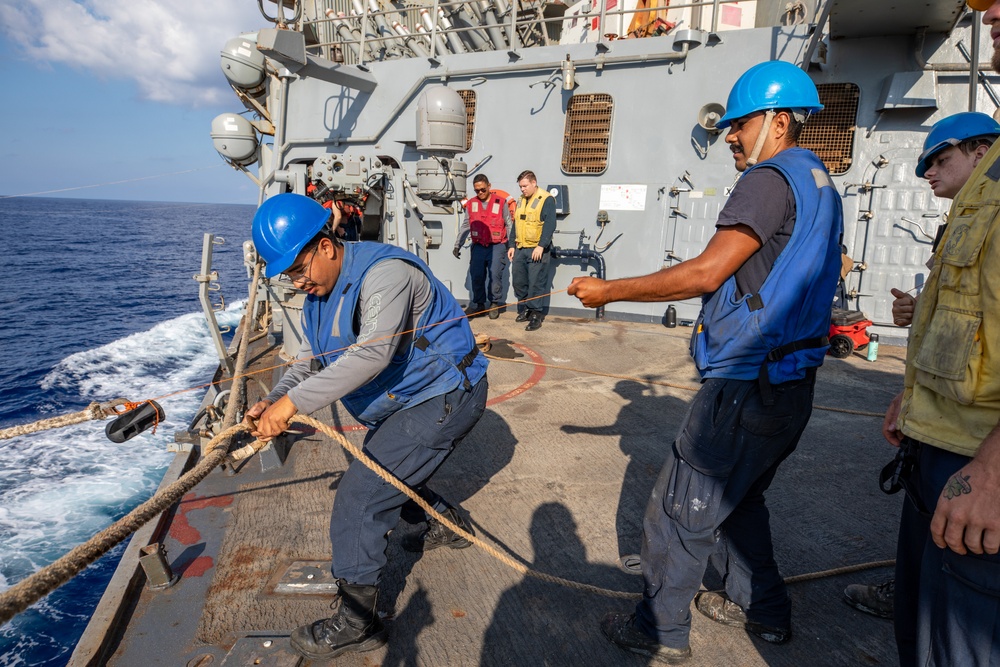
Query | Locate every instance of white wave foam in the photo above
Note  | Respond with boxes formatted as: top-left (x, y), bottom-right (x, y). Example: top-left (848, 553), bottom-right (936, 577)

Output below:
top-left (0, 301), bottom-right (246, 595)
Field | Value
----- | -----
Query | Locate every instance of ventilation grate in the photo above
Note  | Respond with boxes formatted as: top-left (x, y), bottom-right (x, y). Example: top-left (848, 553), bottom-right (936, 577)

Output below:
top-left (561, 93), bottom-right (613, 174)
top-left (799, 83), bottom-right (860, 175)
top-left (458, 89), bottom-right (476, 152)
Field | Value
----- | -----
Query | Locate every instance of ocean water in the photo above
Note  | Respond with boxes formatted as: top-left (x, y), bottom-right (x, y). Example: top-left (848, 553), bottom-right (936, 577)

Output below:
top-left (0, 197), bottom-right (255, 666)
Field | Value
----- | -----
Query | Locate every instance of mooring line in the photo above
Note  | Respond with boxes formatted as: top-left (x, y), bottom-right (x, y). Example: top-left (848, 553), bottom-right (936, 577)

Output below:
top-left (0, 263), bottom-right (264, 627)
top-left (0, 402), bottom-right (894, 625)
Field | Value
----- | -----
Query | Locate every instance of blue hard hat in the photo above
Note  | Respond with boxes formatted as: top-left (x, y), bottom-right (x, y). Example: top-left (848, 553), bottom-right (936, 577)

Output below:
top-left (717, 61), bottom-right (823, 130)
top-left (252, 193), bottom-right (331, 278)
top-left (915, 112), bottom-right (1000, 178)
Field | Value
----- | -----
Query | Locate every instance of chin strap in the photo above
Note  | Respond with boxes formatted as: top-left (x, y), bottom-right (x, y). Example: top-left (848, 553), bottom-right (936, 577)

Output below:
top-left (745, 109), bottom-right (776, 168)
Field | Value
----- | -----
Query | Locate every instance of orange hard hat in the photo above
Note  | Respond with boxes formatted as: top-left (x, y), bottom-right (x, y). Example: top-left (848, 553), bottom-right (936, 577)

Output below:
top-left (968, 0), bottom-right (995, 10)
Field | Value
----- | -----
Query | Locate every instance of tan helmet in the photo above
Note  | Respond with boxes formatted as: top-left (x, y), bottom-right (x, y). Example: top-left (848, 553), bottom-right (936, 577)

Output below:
top-left (968, 0), bottom-right (995, 10)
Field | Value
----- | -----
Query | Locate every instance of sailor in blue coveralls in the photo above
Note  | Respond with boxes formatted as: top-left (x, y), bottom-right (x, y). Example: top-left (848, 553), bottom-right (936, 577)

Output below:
top-left (247, 194), bottom-right (488, 661)
top-left (569, 61), bottom-right (844, 663)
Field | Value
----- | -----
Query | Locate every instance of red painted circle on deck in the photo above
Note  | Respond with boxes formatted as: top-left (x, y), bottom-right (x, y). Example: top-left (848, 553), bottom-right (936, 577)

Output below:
top-left (486, 343), bottom-right (546, 407)
top-left (319, 342), bottom-right (545, 431)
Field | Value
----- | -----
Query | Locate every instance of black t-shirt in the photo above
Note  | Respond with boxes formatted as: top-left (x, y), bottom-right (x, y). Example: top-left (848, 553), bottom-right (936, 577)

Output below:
top-left (716, 167), bottom-right (797, 298)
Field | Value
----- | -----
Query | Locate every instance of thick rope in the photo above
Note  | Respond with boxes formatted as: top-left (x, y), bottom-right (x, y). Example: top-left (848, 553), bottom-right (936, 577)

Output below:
top-left (290, 414), bottom-right (639, 599)
top-left (291, 415), bottom-right (895, 598)
top-left (0, 411), bottom-right (897, 625)
top-left (0, 399), bottom-right (129, 441)
top-left (0, 423), bottom-right (238, 626)
top-left (0, 263), bottom-right (263, 628)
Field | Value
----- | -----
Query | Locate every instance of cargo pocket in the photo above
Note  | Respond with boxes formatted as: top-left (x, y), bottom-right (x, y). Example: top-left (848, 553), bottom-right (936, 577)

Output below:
top-left (936, 205), bottom-right (994, 295)
top-left (740, 406), bottom-right (793, 438)
top-left (913, 307), bottom-right (982, 405)
top-left (358, 391), bottom-right (412, 425)
top-left (675, 380), bottom-right (752, 477)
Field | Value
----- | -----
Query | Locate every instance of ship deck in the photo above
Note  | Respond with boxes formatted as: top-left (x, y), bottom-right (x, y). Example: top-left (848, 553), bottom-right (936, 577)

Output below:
top-left (89, 314), bottom-right (904, 666)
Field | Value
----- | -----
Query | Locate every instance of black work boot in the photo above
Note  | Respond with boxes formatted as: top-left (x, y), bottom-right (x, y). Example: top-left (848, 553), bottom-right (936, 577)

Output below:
top-left (694, 591), bottom-right (791, 644)
top-left (401, 507), bottom-right (474, 552)
top-left (601, 612), bottom-right (692, 664)
top-left (464, 303), bottom-right (483, 318)
top-left (525, 312), bottom-right (542, 331)
top-left (290, 580), bottom-right (387, 660)
top-left (843, 579), bottom-right (894, 619)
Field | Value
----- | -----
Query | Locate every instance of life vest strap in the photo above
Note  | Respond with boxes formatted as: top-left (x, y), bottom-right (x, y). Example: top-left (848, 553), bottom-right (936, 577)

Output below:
top-left (758, 336), bottom-right (827, 405)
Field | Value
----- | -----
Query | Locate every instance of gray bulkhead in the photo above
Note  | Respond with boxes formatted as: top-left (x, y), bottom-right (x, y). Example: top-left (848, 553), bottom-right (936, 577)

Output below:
top-left (242, 0), bottom-right (995, 345)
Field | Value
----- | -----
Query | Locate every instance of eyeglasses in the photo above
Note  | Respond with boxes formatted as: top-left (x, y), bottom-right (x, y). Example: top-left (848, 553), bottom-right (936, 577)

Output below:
top-left (283, 248), bottom-right (317, 286)
top-left (474, 187), bottom-right (489, 194)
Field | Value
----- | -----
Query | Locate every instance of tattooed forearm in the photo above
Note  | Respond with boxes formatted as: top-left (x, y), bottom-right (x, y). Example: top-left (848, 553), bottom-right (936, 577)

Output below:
top-left (942, 473), bottom-right (972, 500)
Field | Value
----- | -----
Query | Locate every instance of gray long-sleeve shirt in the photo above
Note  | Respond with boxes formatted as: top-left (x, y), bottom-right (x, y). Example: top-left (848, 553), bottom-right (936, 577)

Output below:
top-left (265, 259), bottom-right (433, 415)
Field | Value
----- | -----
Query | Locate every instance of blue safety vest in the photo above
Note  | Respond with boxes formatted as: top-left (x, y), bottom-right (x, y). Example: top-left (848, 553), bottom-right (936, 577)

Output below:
top-left (303, 242), bottom-right (488, 427)
top-left (690, 147), bottom-right (843, 385)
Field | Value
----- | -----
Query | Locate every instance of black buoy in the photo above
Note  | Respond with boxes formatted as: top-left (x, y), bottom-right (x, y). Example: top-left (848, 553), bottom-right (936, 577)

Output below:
top-left (105, 401), bottom-right (166, 443)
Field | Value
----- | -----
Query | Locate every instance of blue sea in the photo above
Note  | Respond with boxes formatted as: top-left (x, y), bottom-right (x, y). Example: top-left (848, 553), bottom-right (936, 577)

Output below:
top-left (0, 197), bottom-right (255, 666)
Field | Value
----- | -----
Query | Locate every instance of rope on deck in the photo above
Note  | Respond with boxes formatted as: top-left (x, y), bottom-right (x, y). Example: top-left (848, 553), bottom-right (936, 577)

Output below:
top-left (0, 399), bottom-right (130, 441)
top-left (291, 414), bottom-right (642, 600)
top-left (251, 415), bottom-right (896, 600)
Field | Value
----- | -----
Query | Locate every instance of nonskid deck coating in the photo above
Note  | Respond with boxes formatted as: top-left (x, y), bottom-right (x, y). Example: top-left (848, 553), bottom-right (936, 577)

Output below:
top-left (109, 315), bottom-right (903, 666)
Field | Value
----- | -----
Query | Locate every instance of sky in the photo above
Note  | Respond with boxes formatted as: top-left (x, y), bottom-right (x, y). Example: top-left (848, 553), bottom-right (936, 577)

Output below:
top-left (0, 1), bottom-right (271, 204)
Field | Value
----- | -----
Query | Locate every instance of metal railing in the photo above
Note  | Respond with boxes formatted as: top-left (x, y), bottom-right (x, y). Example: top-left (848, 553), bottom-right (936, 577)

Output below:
top-left (260, 0), bottom-right (762, 65)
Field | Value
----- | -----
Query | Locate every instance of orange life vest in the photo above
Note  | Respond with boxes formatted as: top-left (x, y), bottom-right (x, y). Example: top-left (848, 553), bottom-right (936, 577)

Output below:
top-left (465, 190), bottom-right (510, 246)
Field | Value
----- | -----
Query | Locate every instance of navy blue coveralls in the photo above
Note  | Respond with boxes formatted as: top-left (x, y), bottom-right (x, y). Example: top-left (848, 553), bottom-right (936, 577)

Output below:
top-left (634, 148), bottom-right (844, 648)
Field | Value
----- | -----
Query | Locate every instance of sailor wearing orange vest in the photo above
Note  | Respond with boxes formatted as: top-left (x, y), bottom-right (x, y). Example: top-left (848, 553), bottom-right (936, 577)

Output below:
top-left (507, 170), bottom-right (556, 331)
top-left (454, 174), bottom-right (514, 320)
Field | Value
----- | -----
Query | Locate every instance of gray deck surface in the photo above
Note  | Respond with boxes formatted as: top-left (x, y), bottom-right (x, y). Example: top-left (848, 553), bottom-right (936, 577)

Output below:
top-left (108, 314), bottom-right (903, 666)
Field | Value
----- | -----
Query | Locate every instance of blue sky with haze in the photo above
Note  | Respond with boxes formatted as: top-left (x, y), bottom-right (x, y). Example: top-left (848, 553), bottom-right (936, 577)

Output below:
top-left (0, 1), bottom-right (268, 204)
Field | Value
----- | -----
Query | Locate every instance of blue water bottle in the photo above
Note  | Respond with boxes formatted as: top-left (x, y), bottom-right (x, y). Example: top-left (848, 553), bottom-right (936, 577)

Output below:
top-left (866, 333), bottom-right (879, 362)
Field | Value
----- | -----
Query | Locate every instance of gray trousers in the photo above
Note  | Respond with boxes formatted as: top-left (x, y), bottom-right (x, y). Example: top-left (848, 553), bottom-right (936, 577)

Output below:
top-left (511, 246), bottom-right (551, 314)
top-left (634, 370), bottom-right (816, 648)
top-left (329, 377), bottom-right (488, 585)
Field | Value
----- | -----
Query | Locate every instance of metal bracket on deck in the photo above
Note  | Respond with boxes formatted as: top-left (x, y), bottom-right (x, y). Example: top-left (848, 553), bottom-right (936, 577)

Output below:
top-left (218, 635), bottom-right (302, 666)
top-left (138, 543), bottom-right (178, 590)
top-left (267, 560), bottom-right (340, 596)
top-left (257, 434), bottom-right (291, 472)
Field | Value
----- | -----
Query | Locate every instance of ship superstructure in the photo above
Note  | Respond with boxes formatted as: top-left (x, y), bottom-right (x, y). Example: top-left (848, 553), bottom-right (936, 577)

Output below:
top-left (212, 0), bottom-right (992, 347)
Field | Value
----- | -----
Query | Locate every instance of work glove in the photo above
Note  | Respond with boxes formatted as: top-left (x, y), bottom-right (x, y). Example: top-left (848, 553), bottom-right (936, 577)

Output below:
top-left (453, 247), bottom-right (461, 259)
